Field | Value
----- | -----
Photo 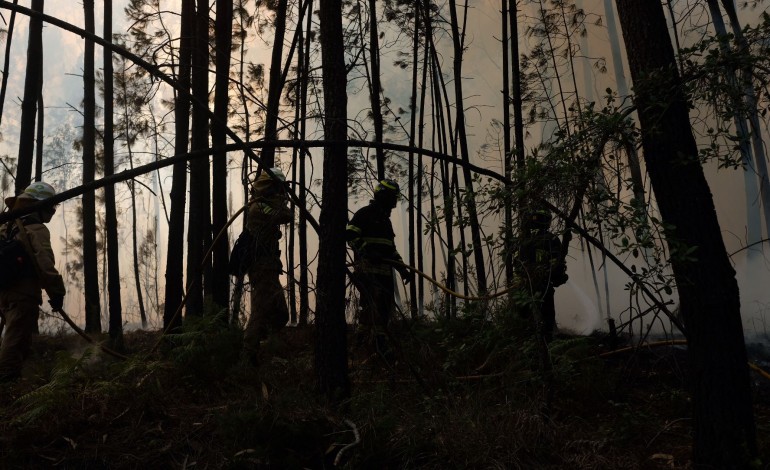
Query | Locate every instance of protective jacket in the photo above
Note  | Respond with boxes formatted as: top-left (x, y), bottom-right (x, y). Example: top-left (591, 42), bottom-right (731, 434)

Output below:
top-left (0, 214), bottom-right (65, 380)
top-left (242, 179), bottom-right (292, 362)
top-left (520, 230), bottom-right (567, 289)
top-left (1, 215), bottom-right (66, 304)
top-left (246, 191), bottom-right (292, 267)
top-left (346, 202), bottom-right (405, 276)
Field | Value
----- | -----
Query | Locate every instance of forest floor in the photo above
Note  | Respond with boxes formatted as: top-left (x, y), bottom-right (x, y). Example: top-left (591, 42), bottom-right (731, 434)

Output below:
top-left (0, 312), bottom-right (768, 469)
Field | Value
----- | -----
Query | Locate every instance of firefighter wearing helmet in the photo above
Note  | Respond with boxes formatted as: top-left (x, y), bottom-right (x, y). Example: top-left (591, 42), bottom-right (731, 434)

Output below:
top-left (0, 181), bottom-right (66, 381)
top-left (346, 179), bottom-right (411, 359)
top-left (241, 168), bottom-right (293, 365)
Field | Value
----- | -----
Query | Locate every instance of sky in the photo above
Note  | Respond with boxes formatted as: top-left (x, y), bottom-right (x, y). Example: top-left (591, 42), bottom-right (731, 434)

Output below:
top-left (1, 0), bottom-right (769, 340)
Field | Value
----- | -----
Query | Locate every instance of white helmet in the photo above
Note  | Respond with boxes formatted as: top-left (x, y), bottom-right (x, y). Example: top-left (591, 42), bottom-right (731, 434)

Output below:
top-left (23, 181), bottom-right (57, 200)
top-left (269, 167), bottom-right (286, 182)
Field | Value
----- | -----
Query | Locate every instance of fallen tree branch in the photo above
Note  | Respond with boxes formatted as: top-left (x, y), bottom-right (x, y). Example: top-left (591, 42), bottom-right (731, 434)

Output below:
top-left (333, 419), bottom-right (361, 466)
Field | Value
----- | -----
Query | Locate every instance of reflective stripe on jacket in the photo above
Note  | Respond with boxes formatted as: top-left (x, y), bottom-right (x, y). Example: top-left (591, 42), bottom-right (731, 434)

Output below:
top-left (346, 202), bottom-right (403, 275)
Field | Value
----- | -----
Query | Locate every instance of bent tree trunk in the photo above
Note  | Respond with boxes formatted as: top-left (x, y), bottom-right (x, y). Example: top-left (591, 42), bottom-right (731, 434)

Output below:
top-left (615, 1), bottom-right (757, 467)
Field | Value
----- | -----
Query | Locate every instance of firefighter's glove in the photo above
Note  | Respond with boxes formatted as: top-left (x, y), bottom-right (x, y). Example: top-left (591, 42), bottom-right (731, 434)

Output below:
top-left (399, 268), bottom-right (413, 285)
top-left (49, 294), bottom-right (64, 312)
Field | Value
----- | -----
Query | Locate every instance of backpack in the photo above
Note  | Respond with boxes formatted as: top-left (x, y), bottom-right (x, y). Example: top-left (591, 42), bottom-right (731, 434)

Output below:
top-left (0, 224), bottom-right (31, 288)
top-left (228, 230), bottom-right (254, 276)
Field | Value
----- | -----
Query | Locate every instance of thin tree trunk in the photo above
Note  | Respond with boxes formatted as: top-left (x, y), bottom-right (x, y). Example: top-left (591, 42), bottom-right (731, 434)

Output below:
top-left (211, 0), bottom-right (233, 316)
top-left (502, 0), bottom-right (513, 285)
top-left (82, 0), bottom-right (101, 333)
top-left (447, 0), bottom-right (486, 294)
top-left (31, 77), bottom-right (43, 337)
top-left (615, 1), bottom-right (757, 465)
top-left (129, 176), bottom-right (145, 328)
top-left (16, 0), bottom-right (43, 192)
top-left (288, 0), bottom-right (311, 326)
top-left (163, 0), bottom-right (193, 330)
top-left (34, 88), bottom-right (42, 181)
top-left (230, 0), bottom-right (250, 325)
top-left (416, 3), bottom-right (430, 316)
top-left (117, 63), bottom-right (147, 328)
top-left (0, 0), bottom-right (18, 127)
top-left (407, 1), bottom-right (420, 319)
top-left (430, 46), bottom-right (455, 318)
top-left (261, 0), bottom-right (288, 168)
top-left (367, 0), bottom-right (385, 180)
top-left (298, 0), bottom-right (313, 326)
top-left (707, 0), bottom-right (762, 256)
top-left (602, 0), bottom-right (644, 202)
top-left (315, 0), bottom-right (350, 401)
top-left (186, 0), bottom-right (212, 317)
top-left (104, 0), bottom-right (125, 342)
top-left (452, 166), bottom-right (467, 303)
top-left (719, 0), bottom-right (770, 242)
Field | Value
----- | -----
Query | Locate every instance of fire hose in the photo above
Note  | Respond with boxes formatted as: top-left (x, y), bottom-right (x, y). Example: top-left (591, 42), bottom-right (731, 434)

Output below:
top-left (52, 307), bottom-right (128, 360)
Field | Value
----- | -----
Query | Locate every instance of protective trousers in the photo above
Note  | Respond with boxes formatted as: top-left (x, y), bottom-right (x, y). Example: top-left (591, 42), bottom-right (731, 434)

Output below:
top-left (0, 293), bottom-right (39, 381)
top-left (355, 272), bottom-right (394, 358)
top-left (243, 265), bottom-right (289, 361)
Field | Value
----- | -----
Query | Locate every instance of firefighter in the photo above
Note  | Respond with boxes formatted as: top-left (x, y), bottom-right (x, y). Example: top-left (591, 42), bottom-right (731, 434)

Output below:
top-left (0, 182), bottom-right (66, 382)
top-left (519, 208), bottom-right (568, 341)
top-left (242, 168), bottom-right (292, 365)
top-left (346, 179), bottom-right (411, 358)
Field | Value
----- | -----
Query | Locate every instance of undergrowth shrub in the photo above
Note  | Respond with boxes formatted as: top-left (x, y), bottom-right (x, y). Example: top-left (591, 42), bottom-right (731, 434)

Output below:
top-left (165, 313), bottom-right (242, 384)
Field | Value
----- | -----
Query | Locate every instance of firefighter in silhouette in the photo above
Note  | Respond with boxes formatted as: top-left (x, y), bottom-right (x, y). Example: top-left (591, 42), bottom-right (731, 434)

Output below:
top-left (519, 208), bottom-right (568, 341)
top-left (241, 168), bottom-right (292, 365)
top-left (346, 179), bottom-right (412, 358)
top-left (0, 182), bottom-right (66, 381)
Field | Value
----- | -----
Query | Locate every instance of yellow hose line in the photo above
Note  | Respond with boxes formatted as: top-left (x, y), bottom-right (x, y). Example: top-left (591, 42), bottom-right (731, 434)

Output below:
top-left (382, 259), bottom-right (519, 301)
top-left (55, 308), bottom-right (129, 360)
top-left (598, 339), bottom-right (688, 358)
top-left (750, 362), bottom-right (770, 381)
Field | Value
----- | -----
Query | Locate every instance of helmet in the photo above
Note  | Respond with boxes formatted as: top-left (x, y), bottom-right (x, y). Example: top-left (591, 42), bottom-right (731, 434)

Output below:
top-left (527, 209), bottom-right (552, 231)
top-left (268, 167), bottom-right (285, 182)
top-left (374, 179), bottom-right (400, 209)
top-left (253, 167), bottom-right (287, 195)
top-left (4, 181), bottom-right (57, 209)
top-left (375, 179), bottom-right (399, 195)
top-left (23, 181), bottom-right (57, 200)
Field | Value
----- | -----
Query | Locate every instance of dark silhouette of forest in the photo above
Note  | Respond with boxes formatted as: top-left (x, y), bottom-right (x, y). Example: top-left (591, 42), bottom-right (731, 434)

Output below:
top-left (0, 1), bottom-right (769, 467)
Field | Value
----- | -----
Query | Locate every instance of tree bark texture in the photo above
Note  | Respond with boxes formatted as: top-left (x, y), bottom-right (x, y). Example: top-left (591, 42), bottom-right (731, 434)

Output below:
top-left (614, 1), bottom-right (757, 466)
top-left (0, 0), bottom-right (18, 129)
top-left (260, 0), bottom-right (287, 169)
top-left (164, 0), bottom-right (193, 330)
top-left (447, 0), bottom-right (487, 294)
top-left (104, 0), bottom-right (124, 343)
top-left (298, 0), bottom-right (313, 326)
top-left (82, 0), bottom-right (101, 333)
top-left (186, 0), bottom-right (212, 317)
top-left (211, 0), bottom-right (233, 315)
top-left (367, 0), bottom-right (385, 180)
top-left (15, 0), bottom-right (43, 193)
top-left (315, 0), bottom-right (350, 401)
